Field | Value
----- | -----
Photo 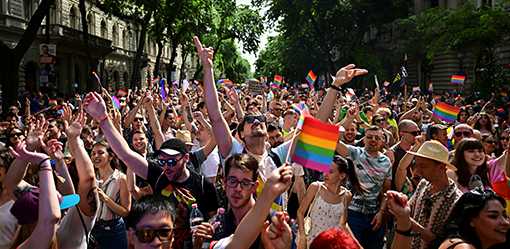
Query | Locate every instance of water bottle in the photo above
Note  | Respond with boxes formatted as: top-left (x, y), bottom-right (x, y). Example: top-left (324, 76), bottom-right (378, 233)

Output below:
top-left (189, 203), bottom-right (204, 231)
top-left (212, 208), bottom-right (225, 235)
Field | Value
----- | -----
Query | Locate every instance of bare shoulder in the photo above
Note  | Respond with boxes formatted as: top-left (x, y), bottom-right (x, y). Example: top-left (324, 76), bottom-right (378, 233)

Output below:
top-left (439, 239), bottom-right (476, 249)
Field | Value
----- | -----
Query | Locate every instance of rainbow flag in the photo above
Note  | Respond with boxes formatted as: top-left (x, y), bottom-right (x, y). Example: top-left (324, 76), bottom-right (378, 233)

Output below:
top-left (217, 79), bottom-right (233, 88)
top-left (291, 116), bottom-right (339, 172)
top-left (433, 102), bottom-right (460, 123)
top-left (306, 70), bottom-right (317, 86)
top-left (451, 75), bottom-right (465, 85)
top-left (291, 102), bottom-right (309, 115)
top-left (271, 75), bottom-right (283, 89)
top-left (111, 96), bottom-right (121, 110)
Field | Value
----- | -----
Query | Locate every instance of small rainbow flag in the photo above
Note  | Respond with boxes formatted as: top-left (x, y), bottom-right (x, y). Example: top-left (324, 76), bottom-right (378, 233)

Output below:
top-left (291, 102), bottom-right (309, 115)
top-left (217, 79), bottom-right (233, 88)
top-left (271, 75), bottom-right (283, 89)
top-left (305, 70), bottom-right (317, 86)
top-left (433, 102), bottom-right (460, 123)
top-left (111, 96), bottom-right (121, 110)
top-left (291, 116), bottom-right (339, 172)
top-left (159, 78), bottom-right (167, 101)
top-left (451, 75), bottom-right (465, 85)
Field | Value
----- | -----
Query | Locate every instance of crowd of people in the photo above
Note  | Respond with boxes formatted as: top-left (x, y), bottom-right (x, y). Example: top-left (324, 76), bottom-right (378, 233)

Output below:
top-left (0, 36), bottom-right (509, 249)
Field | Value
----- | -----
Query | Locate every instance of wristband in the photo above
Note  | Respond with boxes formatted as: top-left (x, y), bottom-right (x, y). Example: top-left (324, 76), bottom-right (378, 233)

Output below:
top-left (330, 84), bottom-right (342, 92)
top-left (38, 158), bottom-right (51, 168)
top-left (97, 113), bottom-right (108, 122)
top-left (39, 167), bottom-right (52, 172)
top-left (395, 224), bottom-right (413, 237)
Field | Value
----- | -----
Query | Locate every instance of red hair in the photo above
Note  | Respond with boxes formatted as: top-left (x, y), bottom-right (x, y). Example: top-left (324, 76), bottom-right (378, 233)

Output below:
top-left (309, 228), bottom-right (360, 249)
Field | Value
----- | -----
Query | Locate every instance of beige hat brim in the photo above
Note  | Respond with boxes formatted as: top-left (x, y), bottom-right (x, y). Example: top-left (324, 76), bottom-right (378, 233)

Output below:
top-left (406, 151), bottom-right (457, 172)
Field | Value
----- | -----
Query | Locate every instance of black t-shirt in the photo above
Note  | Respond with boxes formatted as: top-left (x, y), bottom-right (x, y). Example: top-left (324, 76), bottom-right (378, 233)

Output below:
top-left (147, 160), bottom-right (219, 249)
top-left (213, 208), bottom-right (263, 249)
top-left (390, 144), bottom-right (413, 190)
top-left (147, 159), bottom-right (218, 216)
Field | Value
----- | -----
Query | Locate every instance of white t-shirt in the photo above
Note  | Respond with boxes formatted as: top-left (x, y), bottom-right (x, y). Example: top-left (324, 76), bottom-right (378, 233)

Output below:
top-left (57, 207), bottom-right (97, 249)
top-left (201, 147), bottom-right (220, 178)
top-left (0, 200), bottom-right (18, 249)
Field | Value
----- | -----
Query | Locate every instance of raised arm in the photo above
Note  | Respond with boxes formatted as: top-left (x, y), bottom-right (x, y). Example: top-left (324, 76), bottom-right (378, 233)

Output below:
top-left (194, 36), bottom-right (232, 158)
top-left (226, 166), bottom-right (293, 249)
top-left (123, 97), bottom-right (143, 129)
top-left (395, 138), bottom-right (423, 191)
top-left (83, 92), bottom-right (149, 179)
top-left (65, 110), bottom-right (99, 216)
top-left (143, 94), bottom-right (165, 150)
top-left (316, 64), bottom-right (368, 122)
top-left (13, 142), bottom-right (61, 249)
top-left (47, 139), bottom-right (75, 195)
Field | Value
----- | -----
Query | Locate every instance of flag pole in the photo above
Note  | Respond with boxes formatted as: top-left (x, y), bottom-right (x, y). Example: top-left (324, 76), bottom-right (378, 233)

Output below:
top-left (403, 84), bottom-right (408, 112)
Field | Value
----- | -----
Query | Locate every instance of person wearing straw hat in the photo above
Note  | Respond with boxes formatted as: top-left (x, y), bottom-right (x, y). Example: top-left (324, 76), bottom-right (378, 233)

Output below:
top-left (401, 140), bottom-right (462, 249)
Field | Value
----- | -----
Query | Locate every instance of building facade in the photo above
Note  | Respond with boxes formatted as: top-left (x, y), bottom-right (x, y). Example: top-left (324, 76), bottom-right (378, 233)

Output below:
top-left (0, 0), bottom-right (192, 96)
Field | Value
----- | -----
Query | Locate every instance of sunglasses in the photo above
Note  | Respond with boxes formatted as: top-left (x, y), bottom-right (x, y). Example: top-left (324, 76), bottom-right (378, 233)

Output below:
top-left (454, 131), bottom-right (473, 137)
top-left (134, 117), bottom-right (144, 122)
top-left (157, 156), bottom-right (182, 168)
top-left (373, 118), bottom-right (385, 123)
top-left (225, 176), bottom-right (256, 190)
top-left (404, 131), bottom-right (421, 136)
top-left (135, 228), bottom-right (173, 243)
top-left (10, 132), bottom-right (24, 138)
top-left (244, 115), bottom-right (266, 124)
top-left (484, 140), bottom-right (496, 145)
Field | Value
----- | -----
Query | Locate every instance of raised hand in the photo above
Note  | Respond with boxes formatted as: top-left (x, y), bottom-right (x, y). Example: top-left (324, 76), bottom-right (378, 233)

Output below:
top-left (66, 109), bottom-right (85, 140)
top-left (47, 139), bottom-right (64, 161)
top-left (142, 93), bottom-right (154, 110)
top-left (263, 165), bottom-right (293, 198)
top-left (193, 36), bottom-right (214, 68)
top-left (227, 88), bottom-right (240, 103)
top-left (334, 64), bottom-right (368, 87)
top-left (193, 111), bottom-right (205, 123)
top-left (261, 212), bottom-right (292, 249)
top-left (26, 118), bottom-right (48, 150)
top-left (179, 91), bottom-right (190, 107)
top-left (10, 141), bottom-right (49, 166)
top-left (83, 92), bottom-right (108, 121)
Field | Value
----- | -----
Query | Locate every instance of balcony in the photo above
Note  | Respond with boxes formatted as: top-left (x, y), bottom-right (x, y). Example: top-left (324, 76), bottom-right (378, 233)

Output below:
top-left (39, 24), bottom-right (113, 57)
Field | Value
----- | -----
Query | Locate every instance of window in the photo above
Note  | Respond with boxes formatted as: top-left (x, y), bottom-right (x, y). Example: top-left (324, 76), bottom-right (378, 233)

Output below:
top-left (100, 20), bottom-right (107, 38)
top-left (112, 25), bottom-right (118, 46)
top-left (123, 29), bottom-right (128, 49)
top-left (87, 13), bottom-right (95, 35)
top-left (69, 6), bottom-right (77, 29)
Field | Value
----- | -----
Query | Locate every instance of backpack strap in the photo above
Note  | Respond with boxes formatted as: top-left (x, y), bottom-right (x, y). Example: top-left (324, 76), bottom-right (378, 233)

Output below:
top-left (268, 150), bottom-right (282, 167)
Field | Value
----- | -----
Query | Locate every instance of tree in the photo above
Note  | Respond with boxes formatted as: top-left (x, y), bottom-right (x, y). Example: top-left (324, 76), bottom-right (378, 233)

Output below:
top-left (253, 0), bottom-right (410, 84)
top-left (193, 0), bottom-right (264, 78)
top-left (398, 1), bottom-right (510, 95)
top-left (0, 0), bottom-right (55, 113)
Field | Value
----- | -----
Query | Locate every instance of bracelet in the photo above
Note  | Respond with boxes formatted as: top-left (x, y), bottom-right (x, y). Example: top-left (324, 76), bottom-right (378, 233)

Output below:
top-left (38, 158), bottom-right (51, 168)
top-left (330, 84), bottom-right (342, 92)
top-left (395, 226), bottom-right (413, 237)
top-left (39, 167), bottom-right (52, 172)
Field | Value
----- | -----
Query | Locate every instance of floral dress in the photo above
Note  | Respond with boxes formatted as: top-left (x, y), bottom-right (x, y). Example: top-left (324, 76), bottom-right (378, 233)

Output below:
top-left (306, 184), bottom-right (347, 247)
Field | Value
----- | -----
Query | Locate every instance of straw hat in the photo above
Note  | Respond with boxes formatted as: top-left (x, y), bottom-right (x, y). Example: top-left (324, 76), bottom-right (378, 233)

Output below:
top-left (407, 140), bottom-right (457, 171)
top-left (175, 129), bottom-right (194, 146)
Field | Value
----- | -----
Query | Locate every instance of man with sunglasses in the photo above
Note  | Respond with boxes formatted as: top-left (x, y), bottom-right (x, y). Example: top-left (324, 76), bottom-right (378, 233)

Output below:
top-left (127, 195), bottom-right (176, 249)
top-left (391, 120), bottom-right (421, 190)
top-left (82, 92), bottom-right (218, 249)
top-left (194, 37), bottom-right (292, 183)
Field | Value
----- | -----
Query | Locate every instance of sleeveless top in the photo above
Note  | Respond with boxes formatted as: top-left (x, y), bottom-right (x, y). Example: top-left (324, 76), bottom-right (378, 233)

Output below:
top-left (306, 185), bottom-right (347, 247)
top-left (97, 169), bottom-right (124, 221)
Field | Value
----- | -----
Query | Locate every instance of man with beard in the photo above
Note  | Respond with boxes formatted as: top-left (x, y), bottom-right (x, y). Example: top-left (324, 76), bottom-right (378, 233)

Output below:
top-left (336, 123), bottom-right (392, 249)
top-left (82, 92), bottom-right (218, 249)
top-left (46, 119), bottom-right (66, 144)
top-left (194, 36), bottom-right (291, 182)
top-left (342, 122), bottom-right (359, 145)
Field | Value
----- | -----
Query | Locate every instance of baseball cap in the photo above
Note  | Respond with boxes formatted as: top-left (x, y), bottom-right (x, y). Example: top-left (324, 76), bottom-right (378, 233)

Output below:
top-left (11, 188), bottom-right (80, 225)
top-left (158, 138), bottom-right (188, 156)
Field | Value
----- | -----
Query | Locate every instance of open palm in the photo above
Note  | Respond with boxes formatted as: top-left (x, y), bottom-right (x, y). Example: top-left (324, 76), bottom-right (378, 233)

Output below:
top-left (66, 110), bottom-right (85, 139)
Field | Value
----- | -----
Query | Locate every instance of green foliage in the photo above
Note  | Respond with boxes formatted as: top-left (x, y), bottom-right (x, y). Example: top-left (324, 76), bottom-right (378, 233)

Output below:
top-left (253, 0), bottom-right (411, 83)
top-left (215, 40), bottom-right (252, 83)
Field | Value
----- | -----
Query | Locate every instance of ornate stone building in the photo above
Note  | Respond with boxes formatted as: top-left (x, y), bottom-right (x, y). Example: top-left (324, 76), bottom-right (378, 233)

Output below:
top-left (0, 0), bottom-right (192, 95)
